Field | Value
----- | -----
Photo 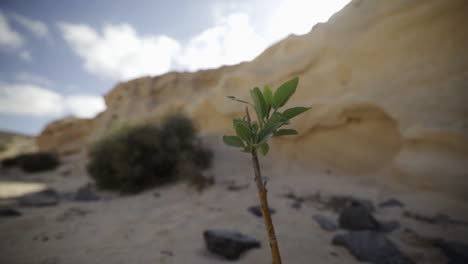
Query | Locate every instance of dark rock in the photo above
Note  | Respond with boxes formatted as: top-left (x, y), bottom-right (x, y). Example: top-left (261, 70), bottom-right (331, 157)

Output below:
top-left (291, 201), bottom-right (302, 209)
top-left (403, 211), bottom-right (468, 227)
top-left (153, 192), bottom-right (161, 198)
top-left (18, 189), bottom-right (59, 207)
top-left (378, 220), bottom-right (400, 233)
top-left (160, 250), bottom-right (173, 257)
top-left (435, 240), bottom-right (468, 264)
top-left (0, 207), bottom-right (22, 217)
top-left (16, 152), bottom-right (59, 173)
top-left (379, 199), bottom-right (404, 208)
top-left (312, 215), bottom-right (338, 231)
top-left (403, 211), bottom-right (437, 224)
top-left (332, 231), bottom-right (415, 264)
top-left (74, 184), bottom-right (100, 201)
top-left (203, 229), bottom-right (260, 260)
top-left (226, 183), bottom-right (249, 191)
top-left (338, 200), bottom-right (379, 231)
top-left (248, 205), bottom-right (276, 218)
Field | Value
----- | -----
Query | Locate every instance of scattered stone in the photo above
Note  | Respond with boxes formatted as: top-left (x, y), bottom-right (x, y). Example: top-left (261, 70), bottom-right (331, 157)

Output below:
top-left (0, 207), bottom-right (22, 217)
top-left (160, 250), bottom-right (173, 257)
top-left (248, 205), bottom-right (276, 218)
top-left (74, 184), bottom-right (100, 201)
top-left (378, 220), bottom-right (400, 233)
top-left (41, 235), bottom-right (49, 242)
top-left (403, 211), bottom-right (437, 224)
top-left (435, 240), bottom-right (468, 264)
top-left (291, 201), bottom-right (302, 209)
top-left (203, 229), bottom-right (260, 260)
top-left (18, 189), bottom-right (59, 207)
top-left (312, 215), bottom-right (338, 231)
top-left (403, 211), bottom-right (468, 227)
top-left (226, 183), bottom-right (249, 191)
top-left (332, 231), bottom-right (415, 264)
top-left (379, 199), bottom-right (404, 208)
top-left (338, 201), bottom-right (379, 231)
top-left (434, 213), bottom-right (468, 227)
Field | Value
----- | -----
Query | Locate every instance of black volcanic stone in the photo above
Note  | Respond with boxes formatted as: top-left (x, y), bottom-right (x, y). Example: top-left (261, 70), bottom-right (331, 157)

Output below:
top-left (18, 189), bottom-right (59, 207)
top-left (435, 240), bottom-right (468, 264)
top-left (203, 229), bottom-right (260, 260)
top-left (312, 215), bottom-right (338, 231)
top-left (0, 207), bottom-right (22, 217)
top-left (338, 200), bottom-right (379, 231)
top-left (332, 231), bottom-right (414, 264)
top-left (247, 205), bottom-right (276, 218)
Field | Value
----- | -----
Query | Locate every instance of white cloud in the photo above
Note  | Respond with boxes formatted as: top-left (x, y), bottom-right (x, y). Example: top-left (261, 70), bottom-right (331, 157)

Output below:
top-left (9, 12), bottom-right (49, 39)
top-left (63, 95), bottom-right (105, 118)
top-left (0, 83), bottom-right (105, 118)
top-left (264, 0), bottom-right (351, 42)
top-left (18, 50), bottom-right (32, 62)
top-left (0, 12), bottom-right (24, 50)
top-left (178, 12), bottom-right (268, 71)
top-left (59, 0), bottom-right (350, 80)
top-left (59, 23), bottom-right (181, 80)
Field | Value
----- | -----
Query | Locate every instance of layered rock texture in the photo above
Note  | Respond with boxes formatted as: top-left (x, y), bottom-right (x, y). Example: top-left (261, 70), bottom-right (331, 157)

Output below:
top-left (37, 0), bottom-right (468, 198)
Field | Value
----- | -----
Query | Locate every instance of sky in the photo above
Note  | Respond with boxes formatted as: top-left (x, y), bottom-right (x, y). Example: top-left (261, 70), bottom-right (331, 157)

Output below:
top-left (0, 0), bottom-right (350, 135)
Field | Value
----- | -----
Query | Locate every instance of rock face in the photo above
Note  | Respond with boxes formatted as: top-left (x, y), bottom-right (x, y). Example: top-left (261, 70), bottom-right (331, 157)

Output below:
top-left (37, 117), bottom-right (96, 156)
top-left (37, 0), bottom-right (468, 199)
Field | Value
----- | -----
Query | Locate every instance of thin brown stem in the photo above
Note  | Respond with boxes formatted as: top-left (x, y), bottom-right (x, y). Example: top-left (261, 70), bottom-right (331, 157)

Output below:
top-left (251, 151), bottom-right (282, 264)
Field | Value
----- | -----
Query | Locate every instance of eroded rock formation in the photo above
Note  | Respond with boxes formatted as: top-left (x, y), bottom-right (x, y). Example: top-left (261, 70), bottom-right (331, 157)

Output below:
top-left (37, 0), bottom-right (468, 198)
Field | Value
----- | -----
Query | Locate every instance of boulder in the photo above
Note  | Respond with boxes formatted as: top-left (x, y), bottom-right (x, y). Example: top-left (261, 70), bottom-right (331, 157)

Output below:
top-left (435, 240), bottom-right (468, 264)
top-left (203, 229), bottom-right (260, 260)
top-left (312, 215), bottom-right (338, 231)
top-left (0, 207), bottom-right (22, 217)
top-left (338, 200), bottom-right (379, 231)
top-left (332, 231), bottom-right (414, 264)
top-left (18, 189), bottom-right (59, 207)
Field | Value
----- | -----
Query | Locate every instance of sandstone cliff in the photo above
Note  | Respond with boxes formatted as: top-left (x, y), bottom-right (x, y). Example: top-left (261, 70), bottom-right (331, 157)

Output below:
top-left (37, 0), bottom-right (468, 198)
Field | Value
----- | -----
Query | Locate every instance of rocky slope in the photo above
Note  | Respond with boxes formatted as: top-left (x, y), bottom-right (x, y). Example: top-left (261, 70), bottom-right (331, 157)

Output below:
top-left (37, 0), bottom-right (468, 199)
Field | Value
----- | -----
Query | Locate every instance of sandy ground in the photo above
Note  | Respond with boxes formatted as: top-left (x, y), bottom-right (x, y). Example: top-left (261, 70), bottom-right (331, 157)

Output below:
top-left (1, 136), bottom-right (467, 264)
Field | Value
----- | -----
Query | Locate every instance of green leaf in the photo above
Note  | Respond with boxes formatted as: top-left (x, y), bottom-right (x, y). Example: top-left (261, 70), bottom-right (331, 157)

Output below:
top-left (250, 87), bottom-right (268, 122)
top-left (283, 106), bottom-right (310, 120)
top-left (259, 112), bottom-right (288, 143)
top-left (259, 142), bottom-right (269, 156)
top-left (235, 122), bottom-right (252, 143)
top-left (251, 121), bottom-right (259, 134)
top-left (273, 129), bottom-right (298, 137)
top-left (223, 136), bottom-right (244, 147)
top-left (273, 77), bottom-right (299, 109)
top-left (227, 96), bottom-right (251, 105)
top-left (263, 85), bottom-right (273, 105)
top-left (241, 145), bottom-right (253, 153)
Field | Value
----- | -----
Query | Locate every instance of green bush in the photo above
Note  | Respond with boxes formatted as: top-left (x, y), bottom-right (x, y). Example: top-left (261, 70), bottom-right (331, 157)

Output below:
top-left (0, 142), bottom-right (6, 152)
top-left (1, 152), bottom-right (60, 172)
top-left (87, 114), bottom-right (213, 193)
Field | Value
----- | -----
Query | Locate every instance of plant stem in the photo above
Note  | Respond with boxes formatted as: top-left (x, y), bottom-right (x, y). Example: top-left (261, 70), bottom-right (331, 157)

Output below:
top-left (251, 151), bottom-right (282, 264)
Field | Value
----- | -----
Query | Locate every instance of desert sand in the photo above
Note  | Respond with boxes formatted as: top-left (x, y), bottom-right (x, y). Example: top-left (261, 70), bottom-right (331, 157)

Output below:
top-left (1, 135), bottom-right (468, 264)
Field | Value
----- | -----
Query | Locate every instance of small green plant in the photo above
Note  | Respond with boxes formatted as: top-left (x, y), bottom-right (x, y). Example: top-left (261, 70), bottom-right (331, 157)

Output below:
top-left (87, 114), bottom-right (213, 194)
top-left (223, 77), bottom-right (310, 264)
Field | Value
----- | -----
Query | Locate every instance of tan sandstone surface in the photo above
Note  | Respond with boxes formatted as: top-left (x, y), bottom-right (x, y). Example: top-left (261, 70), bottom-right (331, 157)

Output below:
top-left (37, 0), bottom-right (468, 199)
